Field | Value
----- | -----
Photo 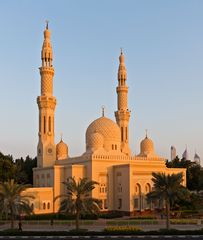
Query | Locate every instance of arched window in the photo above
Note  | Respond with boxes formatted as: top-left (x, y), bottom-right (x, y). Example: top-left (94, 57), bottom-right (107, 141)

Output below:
top-left (49, 116), bottom-right (51, 132)
top-left (39, 116), bottom-right (41, 132)
top-left (118, 198), bottom-right (122, 209)
top-left (31, 203), bottom-right (34, 210)
top-left (112, 144), bottom-right (114, 150)
top-left (145, 183), bottom-right (151, 193)
top-left (121, 127), bottom-right (124, 141)
top-left (53, 117), bottom-right (54, 133)
top-left (134, 183), bottom-right (142, 211)
top-left (47, 202), bottom-right (50, 209)
top-left (43, 202), bottom-right (46, 210)
top-left (104, 199), bottom-right (108, 209)
top-left (144, 183), bottom-right (152, 209)
top-left (44, 116), bottom-right (46, 134)
top-left (135, 183), bottom-right (141, 195)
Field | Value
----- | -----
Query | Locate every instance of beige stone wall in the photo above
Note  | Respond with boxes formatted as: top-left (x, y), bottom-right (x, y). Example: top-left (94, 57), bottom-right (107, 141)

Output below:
top-left (33, 167), bottom-right (54, 187)
top-left (25, 187), bottom-right (53, 214)
top-left (113, 165), bottom-right (130, 212)
top-left (32, 152), bottom-right (186, 214)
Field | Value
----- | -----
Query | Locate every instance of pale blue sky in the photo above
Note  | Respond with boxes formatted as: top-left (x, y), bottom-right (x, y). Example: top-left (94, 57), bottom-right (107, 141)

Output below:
top-left (0, 0), bottom-right (202, 163)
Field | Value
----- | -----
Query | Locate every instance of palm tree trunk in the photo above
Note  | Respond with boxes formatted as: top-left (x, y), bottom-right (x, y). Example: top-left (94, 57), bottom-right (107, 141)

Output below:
top-left (10, 209), bottom-right (14, 229)
top-left (166, 201), bottom-right (170, 230)
top-left (76, 211), bottom-right (80, 231)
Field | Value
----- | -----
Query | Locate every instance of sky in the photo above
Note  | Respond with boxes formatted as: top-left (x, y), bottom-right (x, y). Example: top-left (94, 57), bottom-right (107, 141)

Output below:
top-left (0, 0), bottom-right (202, 163)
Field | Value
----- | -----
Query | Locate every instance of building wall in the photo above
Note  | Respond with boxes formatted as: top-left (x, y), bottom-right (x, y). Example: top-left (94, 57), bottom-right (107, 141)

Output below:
top-left (24, 187), bottom-right (53, 214)
top-left (113, 164), bottom-right (130, 212)
top-left (33, 167), bottom-right (54, 187)
top-left (30, 153), bottom-right (186, 214)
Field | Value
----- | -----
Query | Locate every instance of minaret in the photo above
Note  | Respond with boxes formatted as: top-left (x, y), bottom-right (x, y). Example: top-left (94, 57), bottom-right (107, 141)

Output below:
top-left (115, 49), bottom-right (131, 155)
top-left (37, 22), bottom-right (56, 167)
top-left (171, 146), bottom-right (176, 161)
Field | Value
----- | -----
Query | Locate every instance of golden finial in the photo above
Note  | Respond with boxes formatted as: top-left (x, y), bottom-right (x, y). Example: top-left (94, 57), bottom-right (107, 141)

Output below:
top-left (46, 20), bottom-right (49, 30)
top-left (101, 105), bottom-right (105, 117)
top-left (145, 129), bottom-right (148, 138)
top-left (60, 132), bottom-right (63, 141)
top-left (120, 47), bottom-right (123, 54)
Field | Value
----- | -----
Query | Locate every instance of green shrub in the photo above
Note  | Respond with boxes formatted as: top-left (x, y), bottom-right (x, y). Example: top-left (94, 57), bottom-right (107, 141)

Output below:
top-left (81, 214), bottom-right (98, 220)
top-left (69, 229), bottom-right (88, 233)
top-left (104, 226), bottom-right (141, 234)
top-left (170, 219), bottom-right (197, 225)
top-left (130, 215), bottom-right (156, 220)
top-left (24, 213), bottom-right (98, 220)
top-left (99, 211), bottom-right (124, 219)
top-left (107, 219), bottom-right (158, 225)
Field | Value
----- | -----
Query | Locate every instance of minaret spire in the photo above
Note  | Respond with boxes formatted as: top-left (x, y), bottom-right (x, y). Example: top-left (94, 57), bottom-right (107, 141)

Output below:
top-left (145, 129), bottom-right (148, 138)
top-left (115, 50), bottom-right (131, 155)
top-left (41, 22), bottom-right (53, 69)
top-left (118, 49), bottom-right (127, 86)
top-left (36, 23), bottom-right (57, 168)
top-left (102, 105), bottom-right (105, 117)
top-left (46, 20), bottom-right (49, 29)
top-left (60, 132), bottom-right (63, 142)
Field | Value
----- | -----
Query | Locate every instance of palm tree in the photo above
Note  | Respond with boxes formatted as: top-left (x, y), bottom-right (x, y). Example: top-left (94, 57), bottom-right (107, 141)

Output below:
top-left (146, 172), bottom-right (190, 230)
top-left (0, 179), bottom-right (34, 229)
top-left (55, 177), bottom-right (101, 230)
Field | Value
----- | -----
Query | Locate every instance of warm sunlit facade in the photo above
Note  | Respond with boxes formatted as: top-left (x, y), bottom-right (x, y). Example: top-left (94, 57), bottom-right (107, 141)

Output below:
top-left (27, 25), bottom-right (186, 215)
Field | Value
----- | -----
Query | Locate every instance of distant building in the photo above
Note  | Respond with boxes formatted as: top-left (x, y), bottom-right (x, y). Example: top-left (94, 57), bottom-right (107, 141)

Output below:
top-left (182, 147), bottom-right (189, 160)
top-left (194, 152), bottom-right (200, 165)
top-left (171, 146), bottom-right (176, 161)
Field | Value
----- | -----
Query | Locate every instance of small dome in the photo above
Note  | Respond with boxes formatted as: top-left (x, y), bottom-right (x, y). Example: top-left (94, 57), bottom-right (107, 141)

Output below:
top-left (89, 132), bottom-right (104, 150)
top-left (86, 116), bottom-right (121, 152)
top-left (56, 139), bottom-right (68, 160)
top-left (139, 136), bottom-right (157, 157)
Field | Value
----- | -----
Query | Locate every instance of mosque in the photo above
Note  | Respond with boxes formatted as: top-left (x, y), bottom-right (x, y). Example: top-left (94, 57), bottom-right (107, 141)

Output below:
top-left (26, 24), bottom-right (186, 215)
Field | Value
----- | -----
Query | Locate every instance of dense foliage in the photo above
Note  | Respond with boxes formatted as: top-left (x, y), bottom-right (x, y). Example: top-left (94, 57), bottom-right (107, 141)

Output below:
top-left (166, 156), bottom-right (203, 191)
top-left (0, 152), bottom-right (37, 185)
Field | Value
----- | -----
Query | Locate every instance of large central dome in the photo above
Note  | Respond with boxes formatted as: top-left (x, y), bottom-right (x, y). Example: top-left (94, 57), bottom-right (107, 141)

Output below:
top-left (86, 116), bottom-right (121, 152)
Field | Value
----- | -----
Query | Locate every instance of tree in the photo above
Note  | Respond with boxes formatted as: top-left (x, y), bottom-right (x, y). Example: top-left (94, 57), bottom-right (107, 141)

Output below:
top-left (15, 156), bottom-right (37, 185)
top-left (0, 152), bottom-right (37, 185)
top-left (55, 177), bottom-right (101, 230)
top-left (166, 156), bottom-right (203, 191)
top-left (0, 152), bottom-right (16, 182)
top-left (0, 179), bottom-right (34, 229)
top-left (146, 172), bottom-right (190, 230)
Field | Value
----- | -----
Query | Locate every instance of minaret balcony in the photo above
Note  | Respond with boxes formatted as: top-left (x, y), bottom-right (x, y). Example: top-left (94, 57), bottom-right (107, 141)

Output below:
top-left (116, 86), bottom-right (128, 93)
top-left (37, 96), bottom-right (56, 110)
